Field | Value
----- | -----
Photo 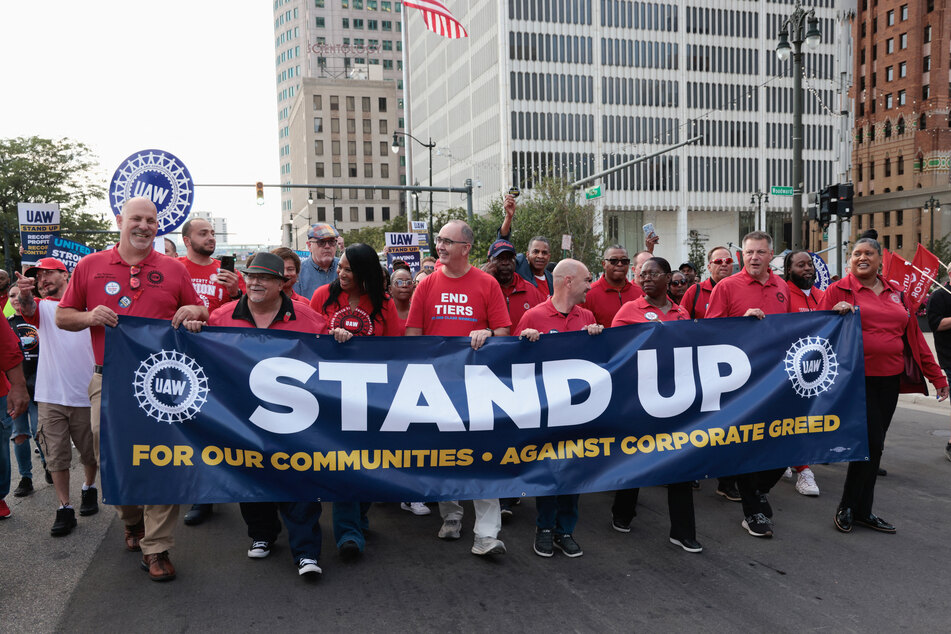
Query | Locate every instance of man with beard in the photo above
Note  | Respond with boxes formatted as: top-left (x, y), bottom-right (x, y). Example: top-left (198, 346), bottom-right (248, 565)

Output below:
top-left (497, 196), bottom-right (554, 295)
top-left (781, 250), bottom-right (823, 496)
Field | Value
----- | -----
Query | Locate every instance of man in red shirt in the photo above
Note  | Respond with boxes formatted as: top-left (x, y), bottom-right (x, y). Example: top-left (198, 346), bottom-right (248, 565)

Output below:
top-left (583, 245), bottom-right (643, 326)
top-left (487, 239), bottom-right (545, 335)
top-left (0, 317), bottom-right (28, 519)
top-left (56, 197), bottom-right (208, 581)
top-left (706, 231), bottom-right (790, 539)
top-left (405, 219), bottom-right (511, 556)
top-left (514, 259), bottom-right (602, 558)
top-left (681, 246), bottom-right (735, 319)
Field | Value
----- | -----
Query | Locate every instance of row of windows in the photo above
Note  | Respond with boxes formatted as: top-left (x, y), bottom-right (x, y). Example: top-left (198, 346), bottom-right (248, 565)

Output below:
top-left (313, 94), bottom-right (390, 113)
top-left (512, 151), bottom-right (595, 189)
top-left (313, 116), bottom-right (389, 134)
top-left (315, 139), bottom-right (392, 157)
top-left (334, 17), bottom-right (400, 31)
top-left (600, 1), bottom-right (677, 31)
top-left (601, 38), bottom-right (678, 70)
top-left (511, 112), bottom-right (596, 142)
top-left (337, 36), bottom-right (402, 52)
top-left (316, 56), bottom-right (401, 70)
top-left (602, 76), bottom-right (678, 107)
top-left (508, 0), bottom-right (593, 25)
top-left (314, 162), bottom-right (395, 183)
top-left (766, 49), bottom-right (834, 82)
top-left (687, 82), bottom-right (759, 112)
top-left (854, 157), bottom-right (906, 182)
top-left (766, 86), bottom-right (834, 116)
top-left (601, 115), bottom-right (680, 145)
top-left (275, 45), bottom-right (301, 69)
top-left (688, 157), bottom-right (758, 193)
top-left (509, 32), bottom-right (593, 64)
top-left (314, 206), bottom-right (394, 224)
top-left (766, 158), bottom-right (833, 195)
top-left (693, 119), bottom-right (758, 149)
top-left (685, 7), bottom-right (757, 38)
top-left (338, 0), bottom-right (400, 11)
top-left (510, 72), bottom-right (595, 103)
top-left (686, 45), bottom-right (759, 76)
top-left (275, 25), bottom-right (298, 48)
top-left (602, 154), bottom-right (679, 192)
top-left (766, 123), bottom-right (834, 151)
top-left (274, 6), bottom-right (298, 28)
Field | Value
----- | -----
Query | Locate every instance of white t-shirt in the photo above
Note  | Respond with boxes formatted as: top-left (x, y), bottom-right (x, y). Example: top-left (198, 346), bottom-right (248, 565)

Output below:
top-left (34, 298), bottom-right (95, 407)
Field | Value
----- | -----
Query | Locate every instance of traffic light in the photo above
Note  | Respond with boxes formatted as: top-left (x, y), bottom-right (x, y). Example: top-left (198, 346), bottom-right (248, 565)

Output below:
top-left (836, 183), bottom-right (854, 219)
top-left (807, 192), bottom-right (819, 221)
top-left (818, 186), bottom-right (832, 224)
top-left (256, 181), bottom-right (264, 205)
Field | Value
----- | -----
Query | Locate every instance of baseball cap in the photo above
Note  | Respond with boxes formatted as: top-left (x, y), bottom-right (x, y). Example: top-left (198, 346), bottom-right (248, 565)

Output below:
top-left (25, 257), bottom-right (68, 277)
top-left (487, 239), bottom-right (516, 260)
top-left (240, 252), bottom-right (288, 280)
top-left (307, 223), bottom-right (340, 240)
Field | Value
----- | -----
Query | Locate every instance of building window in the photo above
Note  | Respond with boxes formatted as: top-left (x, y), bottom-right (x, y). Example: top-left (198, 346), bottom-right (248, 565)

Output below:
top-left (382, 206), bottom-right (390, 221)
top-left (366, 207), bottom-right (374, 221)
top-left (884, 212), bottom-right (891, 227)
top-left (884, 158), bottom-right (891, 177)
top-left (897, 117), bottom-right (905, 134)
top-left (363, 119), bottom-right (372, 134)
top-left (313, 95), bottom-right (322, 110)
top-left (896, 234), bottom-right (903, 250)
top-left (334, 207), bottom-right (343, 222)
top-left (884, 121), bottom-right (892, 137)
top-left (897, 210), bottom-right (904, 226)
top-left (924, 25), bottom-right (932, 42)
top-left (886, 38), bottom-right (894, 54)
top-left (349, 163), bottom-right (357, 177)
top-left (900, 33), bottom-right (907, 49)
top-left (314, 117), bottom-right (323, 132)
top-left (347, 140), bottom-right (356, 155)
top-left (856, 163), bottom-right (863, 181)
top-left (883, 235), bottom-right (891, 249)
top-left (869, 161), bottom-right (875, 179)
top-left (364, 163), bottom-right (373, 177)
top-left (379, 141), bottom-right (388, 156)
top-left (365, 188), bottom-right (373, 200)
top-left (379, 120), bottom-right (388, 134)
top-left (363, 141), bottom-right (372, 155)
top-left (381, 164), bottom-right (389, 178)
top-left (899, 89), bottom-right (906, 105)
top-left (885, 93), bottom-right (893, 109)
top-left (317, 207), bottom-right (326, 222)
top-left (887, 10), bottom-right (894, 26)
top-left (330, 95), bottom-right (339, 111)
top-left (333, 162), bottom-right (341, 177)
top-left (315, 140), bottom-right (323, 155)
top-left (331, 118), bottom-right (340, 133)
top-left (886, 66), bottom-right (893, 82)
top-left (378, 97), bottom-right (387, 112)
top-left (332, 140), bottom-right (340, 155)
top-left (350, 207), bottom-right (359, 222)
top-left (315, 162), bottom-right (325, 178)
top-left (346, 96), bottom-right (355, 111)
top-left (923, 85), bottom-right (930, 100)
top-left (924, 55), bottom-right (931, 72)
top-left (901, 4), bottom-right (908, 20)
top-left (899, 61), bottom-right (907, 77)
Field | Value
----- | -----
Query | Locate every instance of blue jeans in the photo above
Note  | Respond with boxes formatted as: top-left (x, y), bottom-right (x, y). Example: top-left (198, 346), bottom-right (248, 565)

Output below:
top-left (0, 396), bottom-right (11, 499)
top-left (535, 494), bottom-right (579, 534)
top-left (11, 400), bottom-right (41, 479)
top-left (332, 502), bottom-right (372, 551)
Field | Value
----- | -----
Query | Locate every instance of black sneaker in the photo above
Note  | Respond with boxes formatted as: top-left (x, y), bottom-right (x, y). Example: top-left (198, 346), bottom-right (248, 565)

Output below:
top-left (44, 467), bottom-right (53, 484)
top-left (757, 492), bottom-right (773, 518)
top-left (716, 485), bottom-right (741, 502)
top-left (834, 506), bottom-right (853, 533)
top-left (553, 533), bottom-right (583, 557)
top-left (533, 529), bottom-right (554, 557)
top-left (611, 517), bottom-right (631, 533)
top-left (669, 536), bottom-right (703, 553)
top-left (79, 487), bottom-right (99, 516)
top-left (339, 539), bottom-right (362, 561)
top-left (13, 477), bottom-right (33, 497)
top-left (741, 513), bottom-right (773, 538)
top-left (51, 507), bottom-right (77, 537)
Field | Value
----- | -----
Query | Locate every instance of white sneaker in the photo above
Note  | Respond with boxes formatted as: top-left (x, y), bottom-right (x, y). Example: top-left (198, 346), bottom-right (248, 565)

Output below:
top-left (783, 467), bottom-right (794, 480)
top-left (247, 540), bottom-right (271, 558)
top-left (401, 502), bottom-right (431, 516)
top-left (298, 558), bottom-right (322, 576)
top-left (471, 536), bottom-right (506, 556)
top-left (795, 467), bottom-right (820, 496)
top-left (438, 519), bottom-right (462, 540)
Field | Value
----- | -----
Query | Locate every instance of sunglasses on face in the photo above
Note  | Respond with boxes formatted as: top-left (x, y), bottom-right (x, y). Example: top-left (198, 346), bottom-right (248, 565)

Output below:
top-left (393, 279), bottom-right (414, 287)
top-left (670, 280), bottom-right (687, 286)
top-left (605, 258), bottom-right (631, 266)
top-left (710, 258), bottom-right (734, 265)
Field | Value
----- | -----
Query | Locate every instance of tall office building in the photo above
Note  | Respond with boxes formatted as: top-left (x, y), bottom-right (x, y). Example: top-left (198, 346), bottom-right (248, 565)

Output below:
top-left (407, 0), bottom-right (844, 262)
top-left (272, 0), bottom-right (407, 247)
top-left (851, 0), bottom-right (951, 259)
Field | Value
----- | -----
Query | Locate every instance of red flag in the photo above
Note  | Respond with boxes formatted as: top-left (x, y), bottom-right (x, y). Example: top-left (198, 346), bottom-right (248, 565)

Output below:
top-left (404, 0), bottom-right (469, 38)
top-left (881, 248), bottom-right (906, 290)
top-left (908, 243), bottom-right (941, 309)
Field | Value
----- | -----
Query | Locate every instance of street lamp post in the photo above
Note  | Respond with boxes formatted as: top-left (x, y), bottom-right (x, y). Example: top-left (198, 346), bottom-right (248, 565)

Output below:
top-left (750, 191), bottom-right (769, 233)
top-left (392, 132), bottom-right (435, 247)
top-left (776, 1), bottom-right (821, 250)
top-left (924, 196), bottom-right (941, 251)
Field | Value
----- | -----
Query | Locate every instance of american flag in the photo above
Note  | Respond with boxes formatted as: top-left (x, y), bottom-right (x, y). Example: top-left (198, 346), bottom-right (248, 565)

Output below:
top-left (403, 0), bottom-right (469, 39)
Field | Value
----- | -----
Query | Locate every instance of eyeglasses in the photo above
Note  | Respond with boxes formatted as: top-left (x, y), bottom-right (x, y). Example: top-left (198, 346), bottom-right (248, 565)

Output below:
top-left (308, 238), bottom-right (336, 247)
top-left (129, 265), bottom-right (141, 289)
top-left (710, 258), bottom-right (734, 265)
top-left (422, 265), bottom-right (435, 271)
top-left (604, 258), bottom-right (631, 266)
top-left (637, 271), bottom-right (665, 280)
top-left (670, 279), bottom-right (688, 286)
top-left (393, 279), bottom-right (414, 287)
top-left (435, 236), bottom-right (469, 247)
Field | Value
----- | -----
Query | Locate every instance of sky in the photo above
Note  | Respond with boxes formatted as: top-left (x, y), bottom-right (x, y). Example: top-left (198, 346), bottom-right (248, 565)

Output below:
top-left (0, 2), bottom-right (282, 245)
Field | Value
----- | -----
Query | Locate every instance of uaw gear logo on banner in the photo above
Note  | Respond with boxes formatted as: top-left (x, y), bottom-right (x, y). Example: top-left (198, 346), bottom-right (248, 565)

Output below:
top-left (110, 149), bottom-right (194, 235)
top-left (99, 312), bottom-right (869, 505)
top-left (810, 252), bottom-right (831, 290)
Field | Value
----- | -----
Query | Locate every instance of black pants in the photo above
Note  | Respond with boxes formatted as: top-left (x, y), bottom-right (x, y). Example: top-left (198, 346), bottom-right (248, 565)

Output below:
top-left (240, 501), bottom-right (323, 562)
top-left (612, 483), bottom-right (696, 540)
top-left (840, 374), bottom-right (900, 518)
top-left (737, 468), bottom-right (787, 518)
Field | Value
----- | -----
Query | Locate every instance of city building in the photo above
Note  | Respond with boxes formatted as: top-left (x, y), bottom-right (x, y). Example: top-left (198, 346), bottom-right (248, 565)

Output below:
top-left (190, 211), bottom-right (229, 240)
top-left (272, 0), bottom-right (407, 246)
top-left (406, 0), bottom-right (844, 263)
top-left (851, 0), bottom-right (951, 259)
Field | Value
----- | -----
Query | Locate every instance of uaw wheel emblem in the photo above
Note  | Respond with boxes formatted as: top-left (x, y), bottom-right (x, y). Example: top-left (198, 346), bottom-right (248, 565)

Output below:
top-left (133, 351), bottom-right (209, 424)
top-left (784, 337), bottom-right (838, 398)
top-left (110, 149), bottom-right (194, 236)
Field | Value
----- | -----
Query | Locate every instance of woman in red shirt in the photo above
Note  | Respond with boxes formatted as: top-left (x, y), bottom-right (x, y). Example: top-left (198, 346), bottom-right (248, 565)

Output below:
top-left (388, 263), bottom-right (414, 336)
top-left (822, 237), bottom-right (949, 534)
top-left (611, 257), bottom-right (700, 553)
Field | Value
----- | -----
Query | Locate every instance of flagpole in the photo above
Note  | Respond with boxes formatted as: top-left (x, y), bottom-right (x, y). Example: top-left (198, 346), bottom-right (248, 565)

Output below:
top-left (401, 11), bottom-right (414, 232)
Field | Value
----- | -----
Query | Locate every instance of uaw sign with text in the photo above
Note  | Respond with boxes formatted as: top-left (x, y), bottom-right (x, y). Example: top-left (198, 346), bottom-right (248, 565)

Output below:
top-left (109, 149), bottom-right (194, 235)
top-left (18, 202), bottom-right (60, 267)
top-left (100, 312), bottom-right (868, 505)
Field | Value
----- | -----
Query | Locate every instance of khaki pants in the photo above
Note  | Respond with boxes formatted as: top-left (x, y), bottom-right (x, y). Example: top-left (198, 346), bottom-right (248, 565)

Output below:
top-left (90, 372), bottom-right (180, 555)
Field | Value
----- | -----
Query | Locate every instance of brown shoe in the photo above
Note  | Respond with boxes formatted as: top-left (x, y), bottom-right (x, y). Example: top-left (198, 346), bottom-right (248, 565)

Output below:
top-left (124, 521), bottom-right (145, 552)
top-left (140, 551), bottom-right (176, 582)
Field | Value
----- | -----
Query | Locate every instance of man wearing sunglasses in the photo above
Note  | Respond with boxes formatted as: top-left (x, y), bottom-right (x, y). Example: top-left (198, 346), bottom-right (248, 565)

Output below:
top-left (57, 197), bottom-right (207, 582)
top-left (681, 246), bottom-right (735, 319)
top-left (582, 245), bottom-right (643, 327)
top-left (294, 223), bottom-right (340, 300)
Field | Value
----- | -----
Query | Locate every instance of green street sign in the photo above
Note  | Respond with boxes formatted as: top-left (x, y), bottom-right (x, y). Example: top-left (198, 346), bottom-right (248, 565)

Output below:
top-left (770, 186), bottom-right (794, 196)
top-left (585, 185), bottom-right (602, 200)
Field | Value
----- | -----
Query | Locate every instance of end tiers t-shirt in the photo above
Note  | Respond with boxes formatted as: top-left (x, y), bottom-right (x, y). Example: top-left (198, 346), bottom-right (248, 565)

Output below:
top-left (406, 267), bottom-right (511, 336)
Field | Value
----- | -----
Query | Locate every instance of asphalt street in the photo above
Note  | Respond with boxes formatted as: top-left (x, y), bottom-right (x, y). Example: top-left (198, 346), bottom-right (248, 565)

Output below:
top-left (3, 397), bottom-right (950, 633)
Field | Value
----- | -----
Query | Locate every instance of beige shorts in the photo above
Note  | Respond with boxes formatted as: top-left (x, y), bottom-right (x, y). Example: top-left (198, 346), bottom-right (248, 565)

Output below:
top-left (36, 402), bottom-right (96, 472)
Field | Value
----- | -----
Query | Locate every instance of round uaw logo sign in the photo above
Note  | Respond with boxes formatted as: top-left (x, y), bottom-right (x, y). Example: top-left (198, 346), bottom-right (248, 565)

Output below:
top-left (110, 149), bottom-right (194, 236)
top-left (784, 336), bottom-right (838, 398)
top-left (330, 305), bottom-right (375, 336)
top-left (133, 350), bottom-right (209, 424)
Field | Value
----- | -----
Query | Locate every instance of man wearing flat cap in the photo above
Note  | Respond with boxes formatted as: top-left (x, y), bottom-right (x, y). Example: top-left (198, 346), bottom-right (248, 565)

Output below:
top-left (294, 223), bottom-right (341, 300)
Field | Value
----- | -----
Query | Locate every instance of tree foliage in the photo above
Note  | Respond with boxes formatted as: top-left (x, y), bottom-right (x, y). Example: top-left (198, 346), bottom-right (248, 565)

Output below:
top-left (0, 136), bottom-right (113, 269)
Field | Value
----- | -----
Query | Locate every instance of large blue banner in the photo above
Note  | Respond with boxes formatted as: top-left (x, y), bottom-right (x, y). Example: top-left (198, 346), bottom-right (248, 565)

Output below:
top-left (100, 312), bottom-right (868, 505)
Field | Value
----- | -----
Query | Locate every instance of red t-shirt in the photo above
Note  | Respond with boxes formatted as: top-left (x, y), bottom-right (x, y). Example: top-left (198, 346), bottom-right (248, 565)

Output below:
top-left (680, 278), bottom-right (717, 319)
top-left (705, 269), bottom-right (791, 318)
top-left (500, 275), bottom-right (546, 329)
top-left (406, 266), bottom-right (511, 336)
top-left (210, 295), bottom-right (328, 334)
top-left (0, 317), bottom-right (24, 396)
top-left (533, 275), bottom-right (550, 297)
top-left (310, 286), bottom-right (403, 337)
top-left (582, 277), bottom-right (644, 327)
top-left (514, 298), bottom-right (596, 335)
top-left (612, 296), bottom-right (689, 325)
top-left (59, 246), bottom-right (203, 365)
top-left (786, 281), bottom-right (825, 313)
top-left (178, 256), bottom-right (245, 313)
